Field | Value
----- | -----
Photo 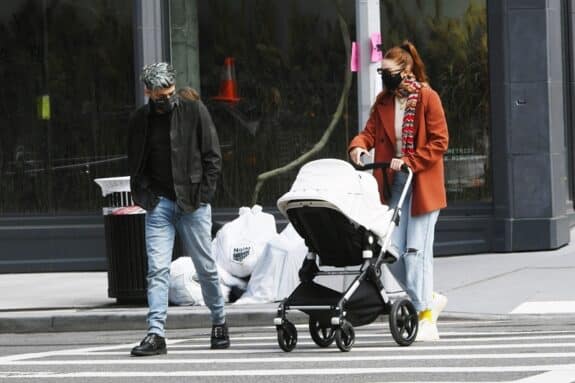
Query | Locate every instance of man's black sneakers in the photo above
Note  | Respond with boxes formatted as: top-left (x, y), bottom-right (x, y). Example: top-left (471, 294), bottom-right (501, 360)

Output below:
top-left (211, 322), bottom-right (230, 349)
top-left (131, 333), bottom-right (167, 356)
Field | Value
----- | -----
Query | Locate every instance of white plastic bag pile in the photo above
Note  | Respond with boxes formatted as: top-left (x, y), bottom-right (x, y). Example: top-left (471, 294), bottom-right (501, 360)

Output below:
top-left (213, 205), bottom-right (277, 279)
top-left (168, 205), bottom-right (307, 306)
top-left (168, 256), bottom-right (204, 306)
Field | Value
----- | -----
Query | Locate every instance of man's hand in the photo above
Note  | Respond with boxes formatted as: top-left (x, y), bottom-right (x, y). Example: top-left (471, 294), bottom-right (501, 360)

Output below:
top-left (349, 147), bottom-right (369, 165)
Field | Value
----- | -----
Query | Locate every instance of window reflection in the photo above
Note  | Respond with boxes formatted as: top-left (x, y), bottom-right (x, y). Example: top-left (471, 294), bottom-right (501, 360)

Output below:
top-left (0, 0), bottom-right (134, 214)
top-left (192, 0), bottom-right (357, 207)
top-left (380, 0), bottom-right (490, 202)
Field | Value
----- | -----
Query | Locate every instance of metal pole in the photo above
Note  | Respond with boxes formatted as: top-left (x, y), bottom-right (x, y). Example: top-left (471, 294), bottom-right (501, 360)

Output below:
top-left (355, 0), bottom-right (382, 131)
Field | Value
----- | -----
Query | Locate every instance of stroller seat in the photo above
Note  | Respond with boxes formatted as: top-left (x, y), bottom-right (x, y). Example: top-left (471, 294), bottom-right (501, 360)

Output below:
top-left (286, 202), bottom-right (379, 267)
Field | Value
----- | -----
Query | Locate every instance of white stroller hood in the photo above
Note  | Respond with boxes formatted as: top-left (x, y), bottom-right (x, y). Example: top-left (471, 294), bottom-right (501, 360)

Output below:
top-left (277, 159), bottom-right (394, 245)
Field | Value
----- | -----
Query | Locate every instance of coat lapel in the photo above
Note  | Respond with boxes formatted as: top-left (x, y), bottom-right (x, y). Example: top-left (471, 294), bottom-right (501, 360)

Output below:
top-left (378, 94), bottom-right (396, 146)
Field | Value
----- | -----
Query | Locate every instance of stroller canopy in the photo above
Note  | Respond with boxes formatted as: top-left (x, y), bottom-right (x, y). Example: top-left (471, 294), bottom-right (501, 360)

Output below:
top-left (277, 159), bottom-right (394, 245)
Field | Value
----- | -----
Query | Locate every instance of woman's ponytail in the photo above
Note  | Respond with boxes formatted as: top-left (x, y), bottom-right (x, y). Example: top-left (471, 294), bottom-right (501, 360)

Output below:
top-left (401, 40), bottom-right (428, 84)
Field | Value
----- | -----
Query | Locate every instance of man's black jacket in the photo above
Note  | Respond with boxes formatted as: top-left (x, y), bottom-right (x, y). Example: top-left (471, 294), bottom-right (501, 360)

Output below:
top-left (127, 98), bottom-right (221, 212)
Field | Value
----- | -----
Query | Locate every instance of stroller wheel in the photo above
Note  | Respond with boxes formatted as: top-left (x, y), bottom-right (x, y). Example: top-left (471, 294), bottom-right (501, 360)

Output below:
top-left (277, 321), bottom-right (298, 352)
top-left (389, 298), bottom-right (418, 346)
top-left (335, 320), bottom-right (355, 352)
top-left (309, 318), bottom-right (335, 347)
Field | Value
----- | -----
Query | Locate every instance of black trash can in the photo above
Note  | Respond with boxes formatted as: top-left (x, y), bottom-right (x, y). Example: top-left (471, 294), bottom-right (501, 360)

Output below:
top-left (95, 176), bottom-right (147, 303)
top-left (95, 177), bottom-right (187, 304)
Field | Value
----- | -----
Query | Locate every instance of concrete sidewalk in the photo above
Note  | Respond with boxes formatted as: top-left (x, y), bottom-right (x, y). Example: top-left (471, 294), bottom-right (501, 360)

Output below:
top-left (1, 229), bottom-right (574, 333)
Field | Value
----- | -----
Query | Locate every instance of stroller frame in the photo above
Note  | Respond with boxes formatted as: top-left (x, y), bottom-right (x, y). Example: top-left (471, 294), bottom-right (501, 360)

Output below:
top-left (274, 162), bottom-right (419, 352)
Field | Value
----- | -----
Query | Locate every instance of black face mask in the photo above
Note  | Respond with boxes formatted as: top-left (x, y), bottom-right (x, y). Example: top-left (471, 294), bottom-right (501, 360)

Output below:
top-left (150, 93), bottom-right (177, 114)
top-left (380, 69), bottom-right (403, 92)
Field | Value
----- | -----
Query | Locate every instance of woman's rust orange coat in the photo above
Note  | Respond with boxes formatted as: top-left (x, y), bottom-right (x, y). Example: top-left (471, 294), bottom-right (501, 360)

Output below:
top-left (348, 86), bottom-right (449, 216)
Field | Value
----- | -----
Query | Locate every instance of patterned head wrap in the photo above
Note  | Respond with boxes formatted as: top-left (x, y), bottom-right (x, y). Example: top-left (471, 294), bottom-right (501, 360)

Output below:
top-left (140, 62), bottom-right (176, 90)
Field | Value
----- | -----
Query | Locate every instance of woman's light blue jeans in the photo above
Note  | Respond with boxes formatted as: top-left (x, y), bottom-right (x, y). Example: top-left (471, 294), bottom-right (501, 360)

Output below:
top-left (145, 197), bottom-right (225, 337)
top-left (386, 172), bottom-right (439, 313)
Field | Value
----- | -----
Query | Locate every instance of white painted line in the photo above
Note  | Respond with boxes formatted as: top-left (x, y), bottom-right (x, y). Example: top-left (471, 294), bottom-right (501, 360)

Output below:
top-left (165, 334), bottom-right (575, 348)
top-left (517, 369), bottom-right (575, 382)
top-left (3, 352), bottom-right (575, 366)
top-left (0, 339), bottom-right (190, 363)
top-left (511, 301), bottom-right (575, 314)
top-left (170, 330), bottom-right (575, 343)
top-left (41, 342), bottom-right (575, 355)
top-left (0, 364), bottom-right (574, 378)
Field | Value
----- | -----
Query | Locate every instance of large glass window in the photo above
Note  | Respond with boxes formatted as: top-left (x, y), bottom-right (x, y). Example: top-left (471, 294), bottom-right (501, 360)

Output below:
top-left (381, 0), bottom-right (490, 203)
top-left (171, 0), bottom-right (357, 208)
top-left (0, 0), bottom-right (134, 215)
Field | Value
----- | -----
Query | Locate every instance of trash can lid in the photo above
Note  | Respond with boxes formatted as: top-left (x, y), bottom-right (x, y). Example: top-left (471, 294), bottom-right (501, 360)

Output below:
top-left (94, 176), bottom-right (131, 197)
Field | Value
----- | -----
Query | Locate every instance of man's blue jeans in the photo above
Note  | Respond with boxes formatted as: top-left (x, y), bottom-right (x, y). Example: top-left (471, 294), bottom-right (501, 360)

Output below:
top-left (387, 172), bottom-right (439, 313)
top-left (145, 197), bottom-right (225, 337)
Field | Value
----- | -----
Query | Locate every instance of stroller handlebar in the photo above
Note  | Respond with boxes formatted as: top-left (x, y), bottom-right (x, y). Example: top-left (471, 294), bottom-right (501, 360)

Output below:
top-left (351, 160), bottom-right (412, 174)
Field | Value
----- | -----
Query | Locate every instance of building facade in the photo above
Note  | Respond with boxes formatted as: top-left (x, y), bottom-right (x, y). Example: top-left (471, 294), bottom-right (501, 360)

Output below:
top-left (0, 0), bottom-right (572, 272)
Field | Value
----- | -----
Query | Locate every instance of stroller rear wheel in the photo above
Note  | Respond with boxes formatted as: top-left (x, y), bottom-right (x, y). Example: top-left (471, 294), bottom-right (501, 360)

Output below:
top-left (277, 321), bottom-right (298, 352)
top-left (335, 320), bottom-right (355, 352)
top-left (389, 298), bottom-right (418, 346)
top-left (309, 318), bottom-right (335, 347)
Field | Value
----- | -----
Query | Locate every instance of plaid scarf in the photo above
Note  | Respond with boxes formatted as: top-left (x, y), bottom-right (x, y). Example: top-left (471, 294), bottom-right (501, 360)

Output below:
top-left (395, 77), bottom-right (421, 155)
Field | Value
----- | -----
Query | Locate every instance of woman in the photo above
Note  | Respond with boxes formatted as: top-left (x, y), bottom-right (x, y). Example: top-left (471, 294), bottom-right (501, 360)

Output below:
top-left (348, 40), bottom-right (448, 341)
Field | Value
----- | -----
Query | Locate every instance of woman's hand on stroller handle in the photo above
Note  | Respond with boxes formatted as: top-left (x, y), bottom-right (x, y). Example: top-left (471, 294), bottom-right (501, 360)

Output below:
top-left (349, 147), bottom-right (369, 166)
top-left (349, 154), bottom-right (411, 174)
top-left (390, 158), bottom-right (404, 172)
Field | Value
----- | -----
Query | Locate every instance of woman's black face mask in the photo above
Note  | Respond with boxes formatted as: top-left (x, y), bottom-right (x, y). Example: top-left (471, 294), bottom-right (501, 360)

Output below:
top-left (378, 68), bottom-right (402, 91)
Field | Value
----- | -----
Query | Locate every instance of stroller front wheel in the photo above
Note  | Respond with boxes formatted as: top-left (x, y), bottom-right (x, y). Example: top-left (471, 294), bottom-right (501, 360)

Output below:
top-left (335, 320), bottom-right (355, 352)
top-left (309, 317), bottom-right (335, 347)
top-left (277, 321), bottom-right (298, 352)
top-left (389, 298), bottom-right (418, 346)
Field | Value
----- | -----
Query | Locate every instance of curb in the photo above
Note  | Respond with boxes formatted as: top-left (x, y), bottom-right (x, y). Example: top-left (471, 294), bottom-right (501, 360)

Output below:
top-left (0, 306), bottom-right (515, 334)
top-left (0, 306), bottom-right (309, 334)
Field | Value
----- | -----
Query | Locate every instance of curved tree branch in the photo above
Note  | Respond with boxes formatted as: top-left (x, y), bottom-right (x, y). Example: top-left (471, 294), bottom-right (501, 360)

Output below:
top-left (251, 11), bottom-right (353, 205)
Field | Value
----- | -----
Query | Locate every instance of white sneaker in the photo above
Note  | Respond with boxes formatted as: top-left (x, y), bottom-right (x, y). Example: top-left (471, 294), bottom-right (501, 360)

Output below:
top-left (431, 292), bottom-right (448, 324)
top-left (415, 319), bottom-right (440, 342)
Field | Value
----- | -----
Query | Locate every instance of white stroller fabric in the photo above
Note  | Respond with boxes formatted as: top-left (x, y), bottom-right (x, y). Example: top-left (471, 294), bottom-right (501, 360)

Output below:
top-left (212, 205), bottom-right (277, 278)
top-left (234, 223), bottom-right (308, 304)
top-left (277, 159), bottom-right (394, 246)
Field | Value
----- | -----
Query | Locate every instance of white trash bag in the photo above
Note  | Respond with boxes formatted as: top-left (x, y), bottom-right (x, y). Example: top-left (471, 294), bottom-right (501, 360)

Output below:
top-left (168, 257), bottom-right (204, 306)
top-left (213, 205), bottom-right (277, 278)
top-left (234, 223), bottom-right (308, 304)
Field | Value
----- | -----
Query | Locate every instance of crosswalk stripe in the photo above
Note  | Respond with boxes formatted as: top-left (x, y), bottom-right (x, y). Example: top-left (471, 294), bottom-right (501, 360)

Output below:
top-left (165, 334), bottom-right (575, 347)
top-left (3, 352), bottom-right (575, 365)
top-left (51, 342), bottom-right (575, 356)
top-left (516, 369), bottom-right (575, 382)
top-left (171, 330), bottom-right (575, 343)
top-left (1, 364), bottom-right (574, 378)
top-left (0, 339), bottom-right (189, 363)
top-left (511, 301), bottom-right (575, 314)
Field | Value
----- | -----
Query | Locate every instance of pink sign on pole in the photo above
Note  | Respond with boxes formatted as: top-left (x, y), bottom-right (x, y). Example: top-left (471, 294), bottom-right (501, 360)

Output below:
top-left (370, 33), bottom-right (383, 63)
top-left (350, 41), bottom-right (359, 72)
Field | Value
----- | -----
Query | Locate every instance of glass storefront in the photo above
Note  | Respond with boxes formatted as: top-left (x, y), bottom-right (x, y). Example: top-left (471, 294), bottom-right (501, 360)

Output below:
top-left (380, 0), bottom-right (490, 203)
top-left (171, 0), bottom-right (357, 208)
top-left (0, 0), bottom-right (134, 215)
top-left (171, 0), bottom-right (489, 208)
top-left (0, 0), bottom-right (489, 215)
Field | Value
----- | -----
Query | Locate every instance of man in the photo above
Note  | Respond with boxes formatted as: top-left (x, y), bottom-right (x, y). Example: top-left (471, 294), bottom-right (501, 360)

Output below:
top-left (128, 62), bottom-right (229, 356)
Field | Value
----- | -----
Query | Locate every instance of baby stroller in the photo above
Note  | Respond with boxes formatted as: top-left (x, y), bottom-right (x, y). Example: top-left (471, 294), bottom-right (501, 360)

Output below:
top-left (273, 158), bottom-right (418, 352)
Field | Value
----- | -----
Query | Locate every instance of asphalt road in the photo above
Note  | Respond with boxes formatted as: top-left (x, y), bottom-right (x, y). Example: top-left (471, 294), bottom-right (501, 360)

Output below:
top-left (1, 316), bottom-right (574, 382)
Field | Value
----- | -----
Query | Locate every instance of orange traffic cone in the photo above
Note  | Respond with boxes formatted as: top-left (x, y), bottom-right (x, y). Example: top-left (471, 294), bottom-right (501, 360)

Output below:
top-left (212, 57), bottom-right (241, 103)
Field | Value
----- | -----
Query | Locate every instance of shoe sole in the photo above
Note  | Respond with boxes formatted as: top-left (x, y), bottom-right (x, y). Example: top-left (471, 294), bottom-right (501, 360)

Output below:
top-left (130, 348), bottom-right (168, 357)
top-left (210, 343), bottom-right (230, 350)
